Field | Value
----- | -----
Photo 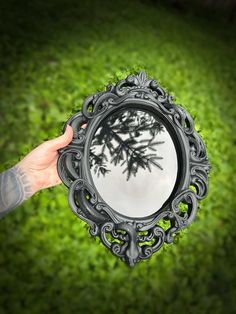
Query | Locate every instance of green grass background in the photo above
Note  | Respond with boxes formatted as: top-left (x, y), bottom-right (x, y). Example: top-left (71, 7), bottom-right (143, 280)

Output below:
top-left (0, 0), bottom-right (236, 313)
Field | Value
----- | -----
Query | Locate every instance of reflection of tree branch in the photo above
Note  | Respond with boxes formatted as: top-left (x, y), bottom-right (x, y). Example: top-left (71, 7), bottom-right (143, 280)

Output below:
top-left (90, 110), bottom-right (165, 180)
top-left (108, 127), bottom-right (164, 180)
top-left (90, 150), bottom-right (111, 177)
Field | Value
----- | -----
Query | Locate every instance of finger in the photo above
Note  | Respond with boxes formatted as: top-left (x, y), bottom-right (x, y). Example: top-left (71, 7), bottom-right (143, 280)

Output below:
top-left (47, 125), bottom-right (74, 150)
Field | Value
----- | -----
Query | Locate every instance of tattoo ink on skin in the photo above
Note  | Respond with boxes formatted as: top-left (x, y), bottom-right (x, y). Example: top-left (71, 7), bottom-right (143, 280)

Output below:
top-left (0, 166), bottom-right (33, 218)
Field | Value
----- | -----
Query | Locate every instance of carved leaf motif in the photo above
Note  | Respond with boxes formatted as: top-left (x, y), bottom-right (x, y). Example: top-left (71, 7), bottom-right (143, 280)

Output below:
top-left (136, 71), bottom-right (149, 87)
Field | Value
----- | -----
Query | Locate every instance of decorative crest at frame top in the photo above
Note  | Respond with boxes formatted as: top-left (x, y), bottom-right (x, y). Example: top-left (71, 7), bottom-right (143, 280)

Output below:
top-left (122, 70), bottom-right (153, 87)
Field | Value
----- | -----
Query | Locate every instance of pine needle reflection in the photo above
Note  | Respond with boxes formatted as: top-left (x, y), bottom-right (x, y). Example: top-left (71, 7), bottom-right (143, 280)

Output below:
top-left (89, 109), bottom-right (165, 181)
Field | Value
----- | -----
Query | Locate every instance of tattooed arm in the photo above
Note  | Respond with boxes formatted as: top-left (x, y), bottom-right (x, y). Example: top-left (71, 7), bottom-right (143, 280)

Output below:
top-left (0, 125), bottom-right (73, 219)
top-left (0, 166), bottom-right (33, 218)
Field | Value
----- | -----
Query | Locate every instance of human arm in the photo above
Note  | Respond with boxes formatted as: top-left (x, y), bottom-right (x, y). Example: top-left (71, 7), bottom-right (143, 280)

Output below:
top-left (0, 125), bottom-right (73, 219)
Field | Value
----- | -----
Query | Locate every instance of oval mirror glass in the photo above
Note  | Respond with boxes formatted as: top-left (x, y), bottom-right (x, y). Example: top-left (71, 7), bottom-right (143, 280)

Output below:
top-left (89, 108), bottom-right (178, 218)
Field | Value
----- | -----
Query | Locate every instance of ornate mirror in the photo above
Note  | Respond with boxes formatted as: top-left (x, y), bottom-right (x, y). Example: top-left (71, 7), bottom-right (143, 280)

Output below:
top-left (57, 71), bottom-right (210, 267)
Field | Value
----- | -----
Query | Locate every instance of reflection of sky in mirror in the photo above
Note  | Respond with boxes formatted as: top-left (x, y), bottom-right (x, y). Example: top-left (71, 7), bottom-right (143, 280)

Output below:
top-left (89, 109), bottom-right (178, 218)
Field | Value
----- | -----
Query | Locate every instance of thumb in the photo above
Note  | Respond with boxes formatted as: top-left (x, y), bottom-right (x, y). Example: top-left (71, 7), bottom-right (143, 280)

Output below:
top-left (47, 125), bottom-right (74, 150)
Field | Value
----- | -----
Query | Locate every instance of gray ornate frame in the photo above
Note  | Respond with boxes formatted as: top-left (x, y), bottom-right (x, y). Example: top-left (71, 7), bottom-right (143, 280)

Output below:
top-left (57, 71), bottom-right (210, 267)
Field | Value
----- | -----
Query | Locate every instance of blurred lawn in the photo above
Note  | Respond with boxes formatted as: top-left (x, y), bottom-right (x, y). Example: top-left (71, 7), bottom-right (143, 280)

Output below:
top-left (0, 0), bottom-right (236, 313)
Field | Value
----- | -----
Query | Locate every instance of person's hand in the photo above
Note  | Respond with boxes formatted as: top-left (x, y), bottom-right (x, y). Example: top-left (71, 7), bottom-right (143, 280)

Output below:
top-left (17, 125), bottom-right (74, 195)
